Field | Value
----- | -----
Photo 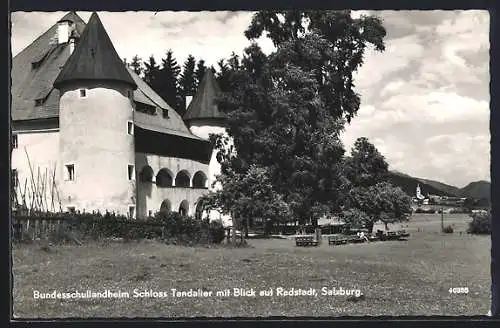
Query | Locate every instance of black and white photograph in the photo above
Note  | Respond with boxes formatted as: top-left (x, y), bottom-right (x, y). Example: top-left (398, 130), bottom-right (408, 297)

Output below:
top-left (10, 9), bottom-right (491, 318)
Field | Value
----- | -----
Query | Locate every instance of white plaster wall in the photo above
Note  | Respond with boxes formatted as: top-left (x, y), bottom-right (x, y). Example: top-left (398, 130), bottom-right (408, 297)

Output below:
top-left (11, 130), bottom-right (62, 211)
top-left (135, 152), bottom-right (209, 218)
top-left (58, 82), bottom-right (136, 215)
top-left (188, 123), bottom-right (233, 227)
top-left (188, 124), bottom-right (233, 191)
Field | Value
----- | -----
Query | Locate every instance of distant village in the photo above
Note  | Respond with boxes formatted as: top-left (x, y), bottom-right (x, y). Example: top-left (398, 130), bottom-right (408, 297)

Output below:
top-left (411, 184), bottom-right (486, 214)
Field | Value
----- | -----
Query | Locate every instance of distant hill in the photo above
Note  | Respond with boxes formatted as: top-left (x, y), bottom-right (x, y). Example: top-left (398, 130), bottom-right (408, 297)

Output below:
top-left (387, 171), bottom-right (456, 197)
top-left (416, 178), bottom-right (461, 197)
top-left (460, 181), bottom-right (490, 200)
top-left (387, 171), bottom-right (491, 205)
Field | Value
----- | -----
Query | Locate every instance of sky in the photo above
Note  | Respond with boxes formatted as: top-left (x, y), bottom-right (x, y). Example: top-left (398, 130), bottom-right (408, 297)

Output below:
top-left (10, 10), bottom-right (490, 188)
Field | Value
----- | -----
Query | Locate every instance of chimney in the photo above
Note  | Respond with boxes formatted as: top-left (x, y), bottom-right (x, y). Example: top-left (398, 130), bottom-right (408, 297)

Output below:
top-left (57, 20), bottom-right (71, 44)
top-left (186, 95), bottom-right (193, 109)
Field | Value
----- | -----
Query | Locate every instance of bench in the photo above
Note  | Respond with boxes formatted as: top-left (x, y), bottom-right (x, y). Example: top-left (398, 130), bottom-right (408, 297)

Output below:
top-left (386, 231), bottom-right (402, 240)
top-left (399, 230), bottom-right (410, 237)
top-left (295, 235), bottom-right (319, 247)
top-left (328, 235), bottom-right (349, 246)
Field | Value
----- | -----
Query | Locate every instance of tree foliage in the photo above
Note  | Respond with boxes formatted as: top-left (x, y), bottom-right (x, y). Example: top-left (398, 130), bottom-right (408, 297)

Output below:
top-left (159, 49), bottom-right (181, 113)
top-left (195, 59), bottom-right (207, 88)
top-left (178, 54), bottom-right (198, 115)
top-left (143, 55), bottom-right (161, 91)
top-left (215, 59), bottom-right (232, 92)
top-left (343, 182), bottom-right (412, 232)
top-left (343, 137), bottom-right (389, 188)
top-left (212, 11), bottom-right (387, 225)
top-left (130, 55), bottom-right (143, 76)
top-left (341, 138), bottom-right (412, 232)
top-left (202, 165), bottom-right (292, 231)
top-left (244, 10), bottom-right (386, 123)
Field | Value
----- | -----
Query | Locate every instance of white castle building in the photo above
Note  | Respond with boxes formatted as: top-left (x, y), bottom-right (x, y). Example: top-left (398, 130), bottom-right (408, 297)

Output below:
top-left (11, 12), bottom-right (231, 225)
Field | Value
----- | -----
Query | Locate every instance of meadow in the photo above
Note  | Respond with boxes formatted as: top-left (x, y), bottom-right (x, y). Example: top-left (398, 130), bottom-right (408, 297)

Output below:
top-left (12, 213), bottom-right (490, 318)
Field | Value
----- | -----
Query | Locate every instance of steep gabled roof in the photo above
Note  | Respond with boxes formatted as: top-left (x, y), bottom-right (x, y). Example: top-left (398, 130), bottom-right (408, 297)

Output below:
top-left (126, 68), bottom-right (202, 140)
top-left (11, 11), bottom-right (86, 121)
top-left (53, 12), bottom-right (136, 89)
top-left (183, 69), bottom-right (226, 122)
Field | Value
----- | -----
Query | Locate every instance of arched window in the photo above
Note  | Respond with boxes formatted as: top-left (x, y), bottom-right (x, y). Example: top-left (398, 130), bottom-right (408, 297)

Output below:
top-left (195, 199), bottom-right (205, 220)
top-left (178, 200), bottom-right (189, 216)
top-left (160, 199), bottom-right (172, 213)
top-left (175, 170), bottom-right (190, 188)
top-left (192, 171), bottom-right (208, 189)
top-left (139, 165), bottom-right (154, 182)
top-left (156, 168), bottom-right (173, 187)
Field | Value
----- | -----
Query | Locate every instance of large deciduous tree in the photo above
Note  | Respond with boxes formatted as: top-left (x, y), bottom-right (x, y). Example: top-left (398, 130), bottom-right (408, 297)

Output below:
top-left (203, 165), bottom-right (292, 242)
top-left (344, 182), bottom-right (412, 233)
top-left (343, 137), bottom-right (389, 188)
top-left (342, 137), bottom-right (412, 232)
top-left (211, 10), bottom-right (387, 227)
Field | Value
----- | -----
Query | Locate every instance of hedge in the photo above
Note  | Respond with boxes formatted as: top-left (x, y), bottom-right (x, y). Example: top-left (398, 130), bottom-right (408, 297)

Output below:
top-left (13, 210), bottom-right (226, 245)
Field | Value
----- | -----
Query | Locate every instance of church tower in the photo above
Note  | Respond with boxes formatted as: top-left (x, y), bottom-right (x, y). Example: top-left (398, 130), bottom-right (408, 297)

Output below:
top-left (53, 12), bottom-right (138, 216)
top-left (416, 184), bottom-right (424, 200)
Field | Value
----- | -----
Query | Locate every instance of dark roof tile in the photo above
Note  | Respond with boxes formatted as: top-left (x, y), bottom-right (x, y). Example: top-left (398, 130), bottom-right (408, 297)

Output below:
top-left (11, 11), bottom-right (86, 121)
top-left (183, 69), bottom-right (226, 122)
top-left (53, 12), bottom-right (136, 89)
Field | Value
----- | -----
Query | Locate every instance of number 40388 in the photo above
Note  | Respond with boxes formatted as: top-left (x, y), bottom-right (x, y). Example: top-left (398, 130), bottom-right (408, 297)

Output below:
top-left (449, 287), bottom-right (469, 294)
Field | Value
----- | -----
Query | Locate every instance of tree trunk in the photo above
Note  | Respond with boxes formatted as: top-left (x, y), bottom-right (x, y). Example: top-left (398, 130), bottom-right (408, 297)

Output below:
top-left (231, 212), bottom-right (236, 244)
top-left (366, 221), bottom-right (375, 234)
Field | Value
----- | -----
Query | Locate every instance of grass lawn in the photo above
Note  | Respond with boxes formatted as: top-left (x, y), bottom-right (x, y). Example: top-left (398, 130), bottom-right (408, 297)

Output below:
top-left (12, 213), bottom-right (490, 318)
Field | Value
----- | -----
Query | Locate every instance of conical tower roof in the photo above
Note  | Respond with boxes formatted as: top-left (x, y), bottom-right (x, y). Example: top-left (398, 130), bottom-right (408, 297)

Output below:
top-left (53, 12), bottom-right (136, 89)
top-left (183, 69), bottom-right (226, 123)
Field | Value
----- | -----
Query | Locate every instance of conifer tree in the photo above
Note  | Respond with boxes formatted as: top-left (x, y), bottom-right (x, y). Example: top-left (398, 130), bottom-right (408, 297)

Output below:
top-left (177, 54), bottom-right (197, 115)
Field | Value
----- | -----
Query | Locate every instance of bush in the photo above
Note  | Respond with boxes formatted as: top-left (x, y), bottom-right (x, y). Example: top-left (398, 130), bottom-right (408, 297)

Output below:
top-left (442, 225), bottom-right (454, 233)
top-left (468, 212), bottom-right (491, 235)
top-left (13, 211), bottom-right (227, 245)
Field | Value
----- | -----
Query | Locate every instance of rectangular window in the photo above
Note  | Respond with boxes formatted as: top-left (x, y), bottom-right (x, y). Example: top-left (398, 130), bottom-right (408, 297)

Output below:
top-left (11, 169), bottom-right (18, 188)
top-left (12, 134), bottom-right (18, 149)
top-left (65, 164), bottom-right (75, 181)
top-left (129, 206), bottom-right (136, 219)
top-left (35, 99), bottom-right (45, 106)
top-left (134, 102), bottom-right (156, 115)
top-left (128, 164), bottom-right (135, 181)
top-left (79, 89), bottom-right (87, 98)
top-left (162, 108), bottom-right (169, 118)
top-left (127, 121), bottom-right (134, 135)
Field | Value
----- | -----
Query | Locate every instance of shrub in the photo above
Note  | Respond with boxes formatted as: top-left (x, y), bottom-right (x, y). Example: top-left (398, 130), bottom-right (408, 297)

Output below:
top-left (209, 220), bottom-right (226, 244)
top-left (13, 211), bottom-right (227, 245)
top-left (468, 212), bottom-right (491, 235)
top-left (442, 225), bottom-right (454, 233)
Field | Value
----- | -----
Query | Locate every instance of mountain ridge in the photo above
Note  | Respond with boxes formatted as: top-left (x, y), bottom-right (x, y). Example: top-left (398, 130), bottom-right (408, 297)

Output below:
top-left (388, 171), bottom-right (490, 203)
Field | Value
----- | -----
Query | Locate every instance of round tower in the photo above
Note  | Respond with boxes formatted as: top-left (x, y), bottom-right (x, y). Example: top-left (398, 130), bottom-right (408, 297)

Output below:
top-left (183, 69), bottom-right (233, 225)
top-left (183, 69), bottom-right (232, 192)
top-left (53, 12), bottom-right (138, 216)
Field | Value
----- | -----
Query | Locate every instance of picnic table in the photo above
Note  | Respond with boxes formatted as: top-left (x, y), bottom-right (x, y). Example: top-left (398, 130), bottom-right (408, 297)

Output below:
top-left (295, 235), bottom-right (319, 247)
top-left (328, 235), bottom-right (350, 246)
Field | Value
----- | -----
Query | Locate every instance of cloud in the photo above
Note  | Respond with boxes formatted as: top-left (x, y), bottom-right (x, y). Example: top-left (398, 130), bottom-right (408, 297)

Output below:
top-left (10, 10), bottom-right (490, 187)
